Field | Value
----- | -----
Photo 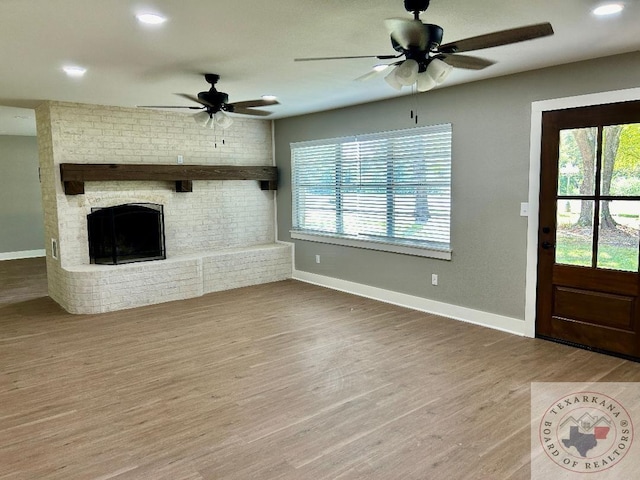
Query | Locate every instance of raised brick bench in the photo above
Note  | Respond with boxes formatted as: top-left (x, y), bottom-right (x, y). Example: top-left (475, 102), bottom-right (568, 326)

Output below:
top-left (53, 243), bottom-right (292, 314)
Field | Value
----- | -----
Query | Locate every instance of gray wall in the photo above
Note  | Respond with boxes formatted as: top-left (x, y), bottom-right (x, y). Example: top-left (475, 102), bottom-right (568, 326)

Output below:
top-left (0, 135), bottom-right (44, 254)
top-left (274, 51), bottom-right (640, 321)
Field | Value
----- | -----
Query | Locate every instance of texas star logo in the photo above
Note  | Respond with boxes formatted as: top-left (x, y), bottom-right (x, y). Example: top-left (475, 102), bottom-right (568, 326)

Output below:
top-left (539, 391), bottom-right (634, 473)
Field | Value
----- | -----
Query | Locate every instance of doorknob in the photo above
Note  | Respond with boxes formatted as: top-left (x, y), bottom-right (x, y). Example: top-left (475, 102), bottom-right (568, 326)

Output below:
top-left (541, 241), bottom-right (555, 250)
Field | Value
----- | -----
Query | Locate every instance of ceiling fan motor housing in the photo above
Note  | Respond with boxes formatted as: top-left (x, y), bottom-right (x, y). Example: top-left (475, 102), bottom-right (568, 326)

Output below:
top-left (391, 23), bottom-right (444, 71)
top-left (391, 23), bottom-right (443, 52)
top-left (197, 90), bottom-right (229, 113)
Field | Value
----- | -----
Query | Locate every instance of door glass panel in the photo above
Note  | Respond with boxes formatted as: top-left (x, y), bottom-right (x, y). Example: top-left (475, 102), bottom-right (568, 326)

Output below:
top-left (602, 123), bottom-right (640, 196)
top-left (558, 128), bottom-right (597, 196)
top-left (597, 200), bottom-right (640, 272)
top-left (556, 200), bottom-right (594, 267)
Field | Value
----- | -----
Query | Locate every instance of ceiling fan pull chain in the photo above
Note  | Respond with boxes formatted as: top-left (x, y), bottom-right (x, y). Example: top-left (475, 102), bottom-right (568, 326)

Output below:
top-left (409, 84), bottom-right (418, 124)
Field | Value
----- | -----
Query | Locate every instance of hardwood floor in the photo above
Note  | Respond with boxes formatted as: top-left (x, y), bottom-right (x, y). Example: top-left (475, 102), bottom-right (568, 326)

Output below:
top-left (0, 257), bottom-right (47, 305)
top-left (1, 258), bottom-right (640, 479)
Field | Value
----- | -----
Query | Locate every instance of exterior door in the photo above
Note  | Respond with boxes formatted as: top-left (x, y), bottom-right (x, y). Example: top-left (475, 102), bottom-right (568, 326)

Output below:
top-left (536, 100), bottom-right (640, 358)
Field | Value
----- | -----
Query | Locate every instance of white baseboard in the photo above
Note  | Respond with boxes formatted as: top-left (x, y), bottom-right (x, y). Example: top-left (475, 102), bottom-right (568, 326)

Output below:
top-left (293, 269), bottom-right (529, 337)
top-left (0, 249), bottom-right (46, 261)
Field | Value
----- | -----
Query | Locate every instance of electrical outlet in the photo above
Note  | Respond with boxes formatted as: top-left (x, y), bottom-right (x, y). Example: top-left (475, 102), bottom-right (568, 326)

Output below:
top-left (177, 155), bottom-right (184, 164)
top-left (315, 254), bottom-right (321, 264)
top-left (431, 273), bottom-right (438, 286)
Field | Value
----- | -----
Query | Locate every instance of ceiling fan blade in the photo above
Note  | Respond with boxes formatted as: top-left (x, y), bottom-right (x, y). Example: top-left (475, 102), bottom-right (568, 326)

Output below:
top-left (354, 62), bottom-right (402, 82)
top-left (440, 54), bottom-right (495, 70)
top-left (295, 54), bottom-right (398, 62)
top-left (176, 93), bottom-right (213, 108)
top-left (232, 107), bottom-right (273, 117)
top-left (439, 22), bottom-right (554, 53)
top-left (137, 105), bottom-right (204, 110)
top-left (231, 99), bottom-right (280, 109)
top-left (384, 18), bottom-right (428, 50)
top-left (354, 67), bottom-right (391, 82)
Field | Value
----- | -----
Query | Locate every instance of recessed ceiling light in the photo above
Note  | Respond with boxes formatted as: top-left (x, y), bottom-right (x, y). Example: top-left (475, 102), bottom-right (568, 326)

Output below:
top-left (592, 3), bottom-right (624, 15)
top-left (63, 66), bottom-right (87, 77)
top-left (136, 13), bottom-right (167, 25)
top-left (373, 64), bottom-right (389, 72)
top-left (261, 95), bottom-right (278, 102)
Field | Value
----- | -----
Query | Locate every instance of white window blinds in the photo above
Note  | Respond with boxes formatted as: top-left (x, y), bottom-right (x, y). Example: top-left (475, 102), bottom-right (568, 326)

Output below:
top-left (291, 124), bottom-right (452, 256)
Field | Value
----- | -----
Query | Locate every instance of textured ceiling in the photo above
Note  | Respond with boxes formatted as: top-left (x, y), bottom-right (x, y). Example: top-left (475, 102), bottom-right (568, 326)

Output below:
top-left (1, 0), bottom-right (639, 136)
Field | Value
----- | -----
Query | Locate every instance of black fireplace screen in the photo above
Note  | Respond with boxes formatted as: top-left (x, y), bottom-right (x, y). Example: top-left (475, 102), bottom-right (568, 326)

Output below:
top-left (87, 203), bottom-right (166, 265)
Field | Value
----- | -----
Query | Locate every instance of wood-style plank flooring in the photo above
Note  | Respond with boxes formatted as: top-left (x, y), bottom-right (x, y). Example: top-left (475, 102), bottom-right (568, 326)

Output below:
top-left (1, 258), bottom-right (640, 479)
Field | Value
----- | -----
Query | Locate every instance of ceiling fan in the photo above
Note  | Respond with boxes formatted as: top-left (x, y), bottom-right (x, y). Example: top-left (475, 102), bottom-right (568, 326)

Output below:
top-left (138, 73), bottom-right (279, 128)
top-left (294, 0), bottom-right (554, 92)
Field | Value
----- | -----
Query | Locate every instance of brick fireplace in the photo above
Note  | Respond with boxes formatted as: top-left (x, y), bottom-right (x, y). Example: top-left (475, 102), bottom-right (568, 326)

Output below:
top-left (36, 101), bottom-right (291, 314)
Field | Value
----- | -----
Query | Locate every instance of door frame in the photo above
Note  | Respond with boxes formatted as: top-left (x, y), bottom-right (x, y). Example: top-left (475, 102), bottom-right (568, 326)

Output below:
top-left (524, 87), bottom-right (640, 338)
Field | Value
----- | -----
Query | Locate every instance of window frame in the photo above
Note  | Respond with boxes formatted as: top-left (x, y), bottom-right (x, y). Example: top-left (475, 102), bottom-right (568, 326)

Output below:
top-left (290, 124), bottom-right (452, 260)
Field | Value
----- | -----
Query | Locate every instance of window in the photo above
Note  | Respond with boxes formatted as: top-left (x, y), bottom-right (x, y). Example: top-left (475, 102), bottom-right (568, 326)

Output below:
top-left (291, 124), bottom-right (452, 259)
top-left (555, 122), bottom-right (640, 272)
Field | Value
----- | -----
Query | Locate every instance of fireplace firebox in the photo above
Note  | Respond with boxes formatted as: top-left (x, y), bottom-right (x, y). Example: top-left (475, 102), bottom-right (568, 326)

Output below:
top-left (87, 203), bottom-right (166, 265)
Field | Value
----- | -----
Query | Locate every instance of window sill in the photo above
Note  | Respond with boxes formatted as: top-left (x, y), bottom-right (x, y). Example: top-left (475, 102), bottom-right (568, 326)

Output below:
top-left (290, 231), bottom-right (452, 260)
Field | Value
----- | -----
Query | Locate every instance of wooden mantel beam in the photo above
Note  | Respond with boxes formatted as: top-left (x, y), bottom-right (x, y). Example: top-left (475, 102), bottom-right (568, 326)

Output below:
top-left (59, 164), bottom-right (278, 195)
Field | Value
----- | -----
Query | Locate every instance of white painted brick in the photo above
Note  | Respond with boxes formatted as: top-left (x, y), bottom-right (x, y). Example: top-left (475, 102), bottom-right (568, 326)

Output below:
top-left (36, 101), bottom-right (289, 314)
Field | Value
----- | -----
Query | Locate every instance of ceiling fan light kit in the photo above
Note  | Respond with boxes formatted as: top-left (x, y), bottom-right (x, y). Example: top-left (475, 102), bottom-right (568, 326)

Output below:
top-left (416, 70), bottom-right (436, 92)
top-left (294, 0), bottom-right (553, 93)
top-left (384, 57), bottom-right (452, 92)
top-left (214, 111), bottom-right (233, 129)
top-left (426, 58), bottom-right (453, 84)
top-left (395, 59), bottom-right (420, 86)
top-left (192, 110), bottom-right (234, 130)
top-left (193, 110), bottom-right (210, 127)
top-left (384, 69), bottom-right (404, 91)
